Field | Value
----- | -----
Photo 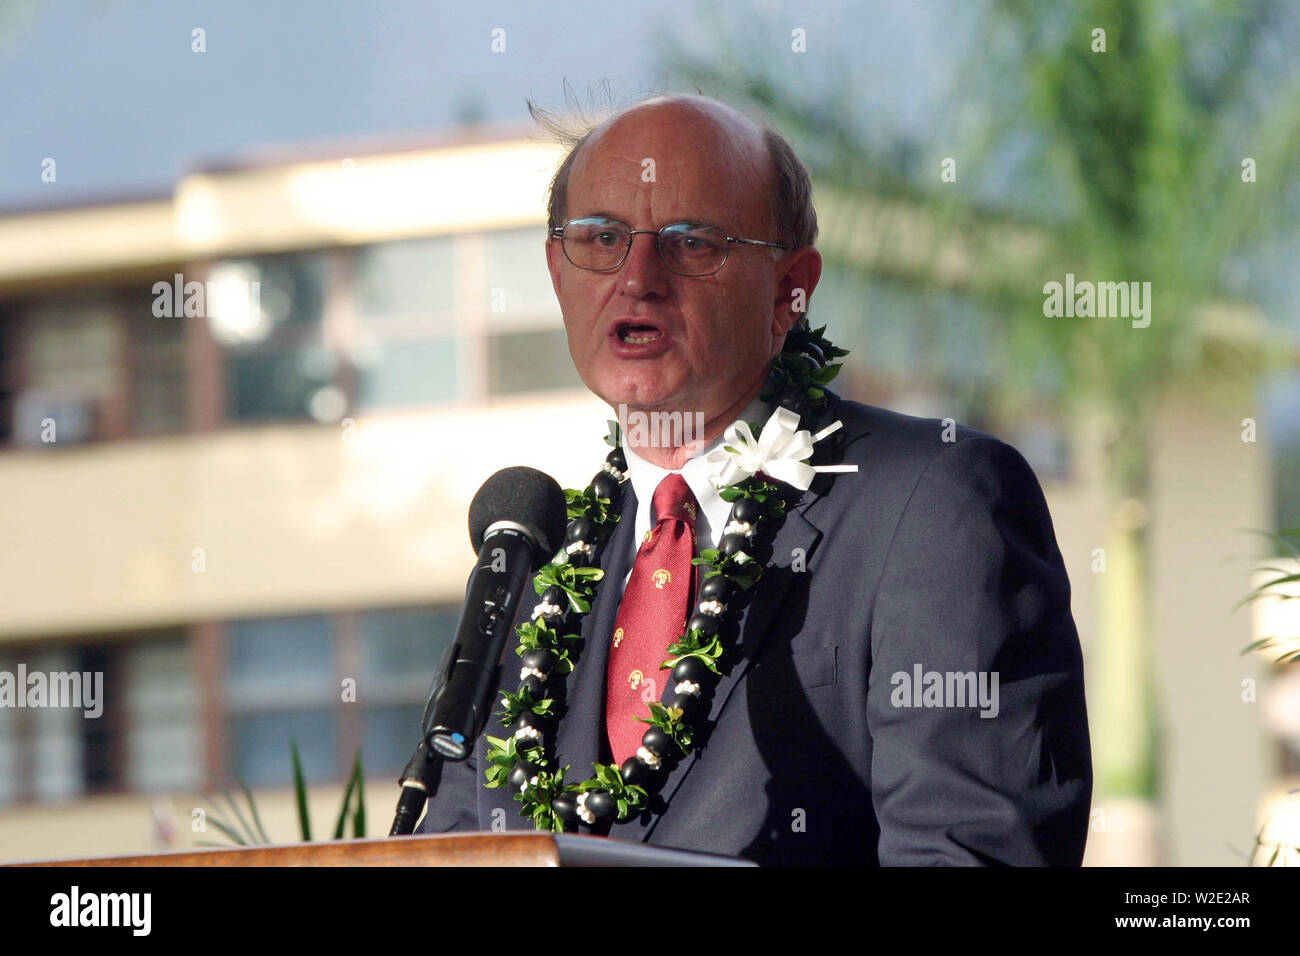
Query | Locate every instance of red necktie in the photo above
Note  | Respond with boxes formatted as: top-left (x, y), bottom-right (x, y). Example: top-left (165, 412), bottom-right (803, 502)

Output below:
top-left (605, 473), bottom-right (699, 766)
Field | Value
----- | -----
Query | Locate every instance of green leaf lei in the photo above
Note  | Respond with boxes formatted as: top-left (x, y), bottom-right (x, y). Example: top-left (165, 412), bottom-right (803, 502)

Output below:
top-left (482, 320), bottom-right (849, 832)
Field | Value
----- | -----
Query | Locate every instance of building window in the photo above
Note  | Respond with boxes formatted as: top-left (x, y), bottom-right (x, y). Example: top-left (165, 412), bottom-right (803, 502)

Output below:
top-left (218, 604), bottom-right (456, 787)
top-left (355, 338), bottom-right (458, 408)
top-left (224, 614), bottom-right (336, 787)
top-left (484, 226), bottom-right (556, 317)
top-left (0, 224), bottom-right (582, 446)
top-left (354, 236), bottom-right (455, 321)
top-left (352, 236), bottom-right (459, 410)
top-left (218, 252), bottom-right (333, 423)
top-left (28, 648), bottom-right (84, 801)
top-left (357, 605), bottom-right (457, 774)
top-left (126, 638), bottom-right (200, 792)
top-left (487, 327), bottom-right (582, 396)
top-left (128, 301), bottom-right (188, 436)
top-left (0, 630), bottom-right (193, 805)
top-left (1, 286), bottom-right (191, 447)
top-left (10, 294), bottom-right (123, 446)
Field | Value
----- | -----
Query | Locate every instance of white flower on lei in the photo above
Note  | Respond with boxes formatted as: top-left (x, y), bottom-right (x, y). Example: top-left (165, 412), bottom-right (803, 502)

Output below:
top-left (704, 407), bottom-right (858, 491)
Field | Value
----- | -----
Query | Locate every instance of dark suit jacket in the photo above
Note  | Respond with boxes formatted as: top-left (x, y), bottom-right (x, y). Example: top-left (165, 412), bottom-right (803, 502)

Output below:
top-left (418, 392), bottom-right (1093, 865)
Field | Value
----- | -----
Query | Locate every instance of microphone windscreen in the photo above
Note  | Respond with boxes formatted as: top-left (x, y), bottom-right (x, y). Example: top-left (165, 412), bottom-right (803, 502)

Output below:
top-left (467, 466), bottom-right (567, 562)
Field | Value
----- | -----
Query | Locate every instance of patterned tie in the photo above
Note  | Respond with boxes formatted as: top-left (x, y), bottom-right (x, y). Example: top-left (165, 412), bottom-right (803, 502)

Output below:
top-left (604, 473), bottom-right (699, 767)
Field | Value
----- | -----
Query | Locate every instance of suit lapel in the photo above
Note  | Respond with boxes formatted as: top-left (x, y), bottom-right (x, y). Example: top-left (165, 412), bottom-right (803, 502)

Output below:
top-left (552, 480), bottom-right (638, 781)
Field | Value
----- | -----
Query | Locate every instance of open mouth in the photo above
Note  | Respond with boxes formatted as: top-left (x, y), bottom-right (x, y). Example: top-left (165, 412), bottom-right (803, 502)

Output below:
top-left (613, 319), bottom-right (665, 345)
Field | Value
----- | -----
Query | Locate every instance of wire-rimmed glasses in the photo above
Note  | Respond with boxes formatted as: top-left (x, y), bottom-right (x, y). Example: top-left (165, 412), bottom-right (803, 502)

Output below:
top-left (548, 216), bottom-right (790, 277)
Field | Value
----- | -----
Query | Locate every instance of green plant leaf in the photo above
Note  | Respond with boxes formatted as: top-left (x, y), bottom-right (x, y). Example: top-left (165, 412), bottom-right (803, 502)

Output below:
top-left (290, 739), bottom-right (312, 842)
top-left (203, 814), bottom-right (252, 847)
top-left (352, 751), bottom-right (366, 839)
top-left (218, 787), bottom-right (258, 845)
top-left (332, 749), bottom-right (362, 841)
top-left (239, 779), bottom-right (272, 844)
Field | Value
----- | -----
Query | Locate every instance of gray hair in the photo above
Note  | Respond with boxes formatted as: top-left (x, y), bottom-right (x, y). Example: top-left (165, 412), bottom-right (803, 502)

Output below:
top-left (526, 88), bottom-right (818, 252)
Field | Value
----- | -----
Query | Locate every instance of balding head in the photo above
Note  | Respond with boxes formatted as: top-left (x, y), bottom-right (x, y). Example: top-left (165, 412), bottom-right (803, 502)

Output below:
top-left (533, 92), bottom-right (817, 251)
top-left (575, 95), bottom-right (771, 226)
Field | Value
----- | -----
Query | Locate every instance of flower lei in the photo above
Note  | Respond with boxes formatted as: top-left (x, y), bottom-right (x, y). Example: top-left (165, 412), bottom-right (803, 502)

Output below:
top-left (483, 320), bottom-right (853, 832)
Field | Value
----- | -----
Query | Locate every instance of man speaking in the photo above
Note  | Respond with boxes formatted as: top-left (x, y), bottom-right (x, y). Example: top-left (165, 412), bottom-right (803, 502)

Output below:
top-left (416, 92), bottom-right (1093, 865)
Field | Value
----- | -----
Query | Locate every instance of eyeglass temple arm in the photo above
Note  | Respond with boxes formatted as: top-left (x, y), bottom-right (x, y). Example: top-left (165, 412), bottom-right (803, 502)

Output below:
top-left (727, 237), bottom-right (790, 251)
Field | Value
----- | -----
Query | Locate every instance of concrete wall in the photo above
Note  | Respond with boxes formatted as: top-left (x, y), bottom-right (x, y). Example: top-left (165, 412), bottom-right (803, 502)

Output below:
top-left (0, 390), bottom-right (607, 640)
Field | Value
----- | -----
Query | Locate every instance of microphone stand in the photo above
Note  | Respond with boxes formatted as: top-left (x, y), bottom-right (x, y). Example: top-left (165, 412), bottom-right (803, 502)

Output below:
top-left (389, 739), bottom-right (444, 836)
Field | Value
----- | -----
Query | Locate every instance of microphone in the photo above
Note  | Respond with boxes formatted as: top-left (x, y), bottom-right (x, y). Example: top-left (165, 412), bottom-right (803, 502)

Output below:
top-left (390, 466), bottom-right (566, 835)
top-left (423, 466), bottom-right (567, 760)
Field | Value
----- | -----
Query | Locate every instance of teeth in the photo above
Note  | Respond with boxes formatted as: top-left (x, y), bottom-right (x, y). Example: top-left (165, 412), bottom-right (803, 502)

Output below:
top-left (620, 327), bottom-right (663, 345)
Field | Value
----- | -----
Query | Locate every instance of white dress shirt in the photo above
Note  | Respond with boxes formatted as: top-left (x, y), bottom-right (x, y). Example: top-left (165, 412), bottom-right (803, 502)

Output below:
top-left (617, 395), bottom-right (771, 598)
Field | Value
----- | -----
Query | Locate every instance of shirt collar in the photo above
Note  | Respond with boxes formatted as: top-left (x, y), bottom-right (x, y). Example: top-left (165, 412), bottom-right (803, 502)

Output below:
top-left (621, 394), bottom-right (771, 548)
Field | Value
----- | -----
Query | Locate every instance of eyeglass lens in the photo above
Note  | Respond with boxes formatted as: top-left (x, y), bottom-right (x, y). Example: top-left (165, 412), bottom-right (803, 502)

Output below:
top-left (561, 218), bottom-right (728, 275)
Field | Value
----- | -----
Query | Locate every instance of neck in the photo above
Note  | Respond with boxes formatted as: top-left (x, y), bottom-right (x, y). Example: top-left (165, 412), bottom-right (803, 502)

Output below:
top-left (620, 374), bottom-right (767, 470)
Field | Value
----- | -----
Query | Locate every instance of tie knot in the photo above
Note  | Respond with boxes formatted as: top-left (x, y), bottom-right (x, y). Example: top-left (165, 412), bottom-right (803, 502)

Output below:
top-left (651, 473), bottom-right (698, 527)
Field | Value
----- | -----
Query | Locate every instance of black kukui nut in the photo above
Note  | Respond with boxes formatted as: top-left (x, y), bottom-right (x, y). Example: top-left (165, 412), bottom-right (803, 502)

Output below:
top-left (565, 518), bottom-right (595, 544)
top-left (535, 608), bottom-right (564, 626)
top-left (584, 790), bottom-right (617, 820)
top-left (776, 388), bottom-right (810, 418)
top-left (671, 656), bottom-right (711, 685)
top-left (698, 575), bottom-right (735, 604)
top-left (641, 725), bottom-right (675, 758)
top-left (590, 471), bottom-right (619, 501)
top-left (687, 612), bottom-right (720, 637)
top-left (799, 342), bottom-right (826, 367)
top-left (520, 648), bottom-right (556, 673)
top-left (620, 756), bottom-right (653, 787)
top-left (730, 496), bottom-right (764, 524)
top-left (520, 675), bottom-right (545, 697)
top-left (508, 761), bottom-right (540, 790)
top-left (719, 534), bottom-right (751, 558)
top-left (539, 585), bottom-right (568, 609)
top-left (512, 712), bottom-right (545, 738)
top-left (670, 692), bottom-right (705, 722)
top-left (551, 792), bottom-right (579, 826)
top-left (605, 448), bottom-right (627, 473)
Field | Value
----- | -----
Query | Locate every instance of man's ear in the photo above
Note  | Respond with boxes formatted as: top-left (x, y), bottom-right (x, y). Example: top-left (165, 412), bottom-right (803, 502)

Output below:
top-left (772, 245), bottom-right (823, 336)
top-left (546, 237), bottom-right (564, 298)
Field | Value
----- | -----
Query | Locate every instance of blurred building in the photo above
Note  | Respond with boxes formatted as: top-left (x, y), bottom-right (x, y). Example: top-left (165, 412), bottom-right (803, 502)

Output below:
top-left (0, 126), bottom-right (1293, 863)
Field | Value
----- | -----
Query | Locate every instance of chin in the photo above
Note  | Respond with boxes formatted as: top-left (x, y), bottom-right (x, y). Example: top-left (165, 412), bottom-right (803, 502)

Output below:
top-left (592, 367), bottom-right (686, 410)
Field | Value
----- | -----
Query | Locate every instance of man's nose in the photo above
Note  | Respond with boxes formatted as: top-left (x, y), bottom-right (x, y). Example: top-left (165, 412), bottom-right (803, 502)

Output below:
top-left (619, 232), bottom-right (670, 297)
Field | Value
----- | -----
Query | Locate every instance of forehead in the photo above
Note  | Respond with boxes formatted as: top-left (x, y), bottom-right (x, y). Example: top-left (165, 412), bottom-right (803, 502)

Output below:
top-left (567, 104), bottom-right (771, 230)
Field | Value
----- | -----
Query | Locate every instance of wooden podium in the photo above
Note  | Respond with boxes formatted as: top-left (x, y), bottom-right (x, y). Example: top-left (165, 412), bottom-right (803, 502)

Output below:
top-left (14, 832), bottom-right (756, 867)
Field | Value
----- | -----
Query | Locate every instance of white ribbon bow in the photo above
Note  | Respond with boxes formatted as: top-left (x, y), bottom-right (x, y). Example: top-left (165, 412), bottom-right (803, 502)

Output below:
top-left (704, 407), bottom-right (859, 491)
